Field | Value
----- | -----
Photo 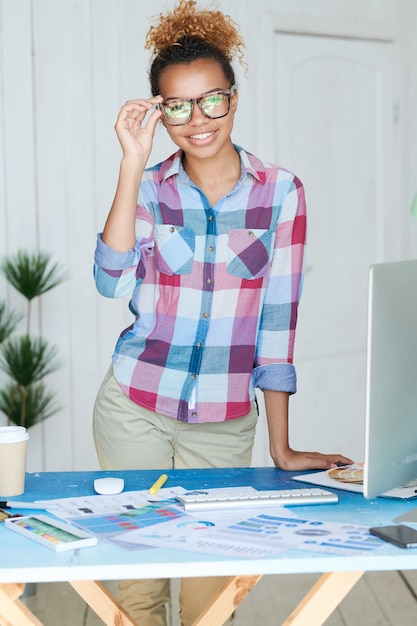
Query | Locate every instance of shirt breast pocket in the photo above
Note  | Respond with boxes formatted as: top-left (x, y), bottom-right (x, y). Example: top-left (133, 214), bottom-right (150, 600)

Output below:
top-left (154, 224), bottom-right (195, 275)
top-left (226, 228), bottom-right (273, 279)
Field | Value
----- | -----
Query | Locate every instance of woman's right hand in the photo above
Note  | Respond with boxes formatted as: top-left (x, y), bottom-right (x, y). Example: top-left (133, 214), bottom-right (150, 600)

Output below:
top-left (101, 96), bottom-right (163, 252)
top-left (115, 96), bottom-right (163, 164)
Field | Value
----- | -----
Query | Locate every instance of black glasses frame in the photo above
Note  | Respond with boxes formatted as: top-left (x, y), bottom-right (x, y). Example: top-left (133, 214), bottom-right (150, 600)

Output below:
top-left (157, 87), bottom-right (236, 126)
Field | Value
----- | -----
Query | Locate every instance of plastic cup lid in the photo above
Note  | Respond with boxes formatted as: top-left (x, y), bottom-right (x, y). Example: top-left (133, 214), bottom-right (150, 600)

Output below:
top-left (0, 426), bottom-right (29, 443)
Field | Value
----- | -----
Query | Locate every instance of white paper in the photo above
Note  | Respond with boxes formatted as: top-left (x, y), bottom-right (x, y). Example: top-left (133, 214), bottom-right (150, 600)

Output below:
top-left (43, 486), bottom-right (381, 557)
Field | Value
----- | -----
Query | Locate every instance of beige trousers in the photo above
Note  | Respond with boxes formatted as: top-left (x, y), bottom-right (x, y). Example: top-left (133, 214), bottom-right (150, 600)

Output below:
top-left (93, 366), bottom-right (258, 626)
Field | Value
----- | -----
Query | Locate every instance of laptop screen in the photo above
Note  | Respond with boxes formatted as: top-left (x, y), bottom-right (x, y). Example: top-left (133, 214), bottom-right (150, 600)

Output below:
top-left (363, 259), bottom-right (417, 498)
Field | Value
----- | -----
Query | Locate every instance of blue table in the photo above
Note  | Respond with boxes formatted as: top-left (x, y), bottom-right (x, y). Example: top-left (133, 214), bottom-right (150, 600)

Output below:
top-left (1, 468), bottom-right (417, 625)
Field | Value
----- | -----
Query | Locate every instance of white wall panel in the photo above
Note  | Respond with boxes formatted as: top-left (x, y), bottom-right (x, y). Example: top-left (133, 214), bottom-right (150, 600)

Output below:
top-left (1, 1), bottom-right (37, 251)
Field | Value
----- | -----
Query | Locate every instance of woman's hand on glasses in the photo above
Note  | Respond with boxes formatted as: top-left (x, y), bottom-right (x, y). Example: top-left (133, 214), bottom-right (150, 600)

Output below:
top-left (115, 96), bottom-right (163, 164)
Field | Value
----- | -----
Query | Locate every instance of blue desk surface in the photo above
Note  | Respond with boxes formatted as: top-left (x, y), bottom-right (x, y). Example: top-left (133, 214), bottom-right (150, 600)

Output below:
top-left (2, 468), bottom-right (417, 583)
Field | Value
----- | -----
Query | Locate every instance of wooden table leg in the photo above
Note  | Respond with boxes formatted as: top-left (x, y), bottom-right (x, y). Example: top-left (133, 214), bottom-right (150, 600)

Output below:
top-left (69, 580), bottom-right (138, 626)
top-left (192, 575), bottom-right (263, 626)
top-left (282, 571), bottom-right (365, 626)
top-left (0, 583), bottom-right (43, 626)
top-left (192, 570), bottom-right (364, 626)
top-left (0, 571), bottom-right (364, 626)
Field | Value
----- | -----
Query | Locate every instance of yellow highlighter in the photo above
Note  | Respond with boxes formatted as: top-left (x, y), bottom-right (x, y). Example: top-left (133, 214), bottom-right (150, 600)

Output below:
top-left (149, 474), bottom-right (168, 495)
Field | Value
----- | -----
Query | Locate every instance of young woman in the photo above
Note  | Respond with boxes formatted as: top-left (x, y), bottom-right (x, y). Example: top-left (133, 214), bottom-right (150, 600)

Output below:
top-left (93, 1), bottom-right (353, 624)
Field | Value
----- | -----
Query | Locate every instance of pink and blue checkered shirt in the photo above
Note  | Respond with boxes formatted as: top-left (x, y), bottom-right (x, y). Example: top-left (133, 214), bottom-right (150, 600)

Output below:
top-left (94, 146), bottom-right (306, 423)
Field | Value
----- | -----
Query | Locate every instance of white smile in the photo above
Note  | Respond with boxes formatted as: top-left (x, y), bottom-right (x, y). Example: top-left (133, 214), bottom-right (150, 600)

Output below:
top-left (189, 131), bottom-right (215, 140)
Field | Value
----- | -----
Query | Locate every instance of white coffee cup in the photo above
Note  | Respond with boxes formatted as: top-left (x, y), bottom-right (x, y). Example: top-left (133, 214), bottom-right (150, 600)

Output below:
top-left (0, 426), bottom-right (29, 497)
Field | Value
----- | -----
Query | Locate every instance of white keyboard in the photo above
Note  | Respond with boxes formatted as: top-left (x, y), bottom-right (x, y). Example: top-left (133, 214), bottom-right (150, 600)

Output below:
top-left (175, 486), bottom-right (338, 512)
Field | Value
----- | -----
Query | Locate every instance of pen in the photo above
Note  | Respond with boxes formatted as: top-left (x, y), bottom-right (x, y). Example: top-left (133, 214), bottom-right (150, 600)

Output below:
top-left (0, 508), bottom-right (18, 521)
top-left (149, 474), bottom-right (168, 495)
top-left (0, 501), bottom-right (58, 511)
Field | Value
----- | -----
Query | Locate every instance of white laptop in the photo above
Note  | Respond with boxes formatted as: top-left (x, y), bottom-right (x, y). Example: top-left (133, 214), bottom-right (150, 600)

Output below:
top-left (294, 259), bottom-right (417, 500)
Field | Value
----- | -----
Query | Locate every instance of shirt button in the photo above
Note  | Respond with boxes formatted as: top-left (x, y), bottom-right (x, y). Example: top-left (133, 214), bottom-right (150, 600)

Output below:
top-left (208, 246), bottom-right (214, 252)
top-left (169, 226), bottom-right (175, 233)
top-left (248, 230), bottom-right (254, 237)
top-left (191, 412), bottom-right (197, 417)
top-left (203, 312), bottom-right (209, 319)
top-left (191, 373), bottom-right (196, 379)
top-left (196, 343), bottom-right (202, 348)
top-left (208, 215), bottom-right (214, 221)
top-left (206, 278), bottom-right (212, 285)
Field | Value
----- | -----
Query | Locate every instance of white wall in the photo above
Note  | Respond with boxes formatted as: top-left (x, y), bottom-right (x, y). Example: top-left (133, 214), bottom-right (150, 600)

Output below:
top-left (1, 0), bottom-right (416, 471)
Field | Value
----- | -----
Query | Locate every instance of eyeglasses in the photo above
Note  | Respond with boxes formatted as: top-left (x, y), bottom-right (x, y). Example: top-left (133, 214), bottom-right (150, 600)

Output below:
top-left (157, 87), bottom-right (235, 126)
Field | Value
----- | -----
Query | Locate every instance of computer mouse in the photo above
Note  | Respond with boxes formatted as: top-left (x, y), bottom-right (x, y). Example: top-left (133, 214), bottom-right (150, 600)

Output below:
top-left (93, 477), bottom-right (124, 495)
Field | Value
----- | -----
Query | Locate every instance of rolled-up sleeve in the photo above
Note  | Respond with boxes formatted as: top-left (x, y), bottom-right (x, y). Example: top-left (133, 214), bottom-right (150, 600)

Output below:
top-left (253, 176), bottom-right (306, 394)
top-left (94, 235), bottom-right (142, 298)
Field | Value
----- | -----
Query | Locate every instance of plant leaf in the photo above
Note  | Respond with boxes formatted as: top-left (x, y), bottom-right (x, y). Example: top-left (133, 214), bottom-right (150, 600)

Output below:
top-left (0, 302), bottom-right (23, 344)
top-left (0, 382), bottom-right (59, 428)
top-left (0, 335), bottom-right (61, 385)
top-left (1, 250), bottom-right (68, 301)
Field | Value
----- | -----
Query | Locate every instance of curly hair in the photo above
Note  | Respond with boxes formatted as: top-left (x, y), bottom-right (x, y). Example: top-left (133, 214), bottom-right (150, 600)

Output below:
top-left (145, 0), bottom-right (246, 95)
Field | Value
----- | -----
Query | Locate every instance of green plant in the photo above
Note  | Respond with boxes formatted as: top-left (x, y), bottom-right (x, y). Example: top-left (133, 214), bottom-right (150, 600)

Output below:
top-left (0, 302), bottom-right (22, 343)
top-left (0, 250), bottom-right (67, 428)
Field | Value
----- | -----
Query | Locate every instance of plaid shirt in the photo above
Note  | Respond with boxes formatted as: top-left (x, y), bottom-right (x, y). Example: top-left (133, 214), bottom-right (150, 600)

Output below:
top-left (94, 146), bottom-right (306, 423)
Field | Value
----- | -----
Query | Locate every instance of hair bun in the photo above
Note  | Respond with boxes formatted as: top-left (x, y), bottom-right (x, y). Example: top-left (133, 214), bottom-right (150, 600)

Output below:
top-left (145, 0), bottom-right (245, 66)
